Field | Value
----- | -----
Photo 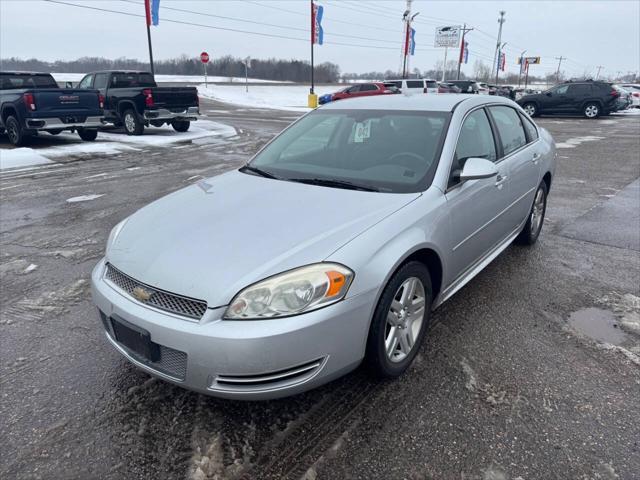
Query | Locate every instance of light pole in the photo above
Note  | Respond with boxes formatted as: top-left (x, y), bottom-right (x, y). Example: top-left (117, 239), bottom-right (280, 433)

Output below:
top-left (517, 50), bottom-right (526, 87)
top-left (456, 24), bottom-right (473, 80)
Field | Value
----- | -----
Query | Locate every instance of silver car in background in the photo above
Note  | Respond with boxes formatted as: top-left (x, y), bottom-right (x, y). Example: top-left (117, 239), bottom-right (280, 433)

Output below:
top-left (91, 94), bottom-right (556, 400)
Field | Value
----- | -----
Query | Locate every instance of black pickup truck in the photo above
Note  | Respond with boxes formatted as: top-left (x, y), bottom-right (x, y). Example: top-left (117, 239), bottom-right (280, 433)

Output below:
top-left (77, 71), bottom-right (200, 135)
top-left (0, 72), bottom-right (104, 146)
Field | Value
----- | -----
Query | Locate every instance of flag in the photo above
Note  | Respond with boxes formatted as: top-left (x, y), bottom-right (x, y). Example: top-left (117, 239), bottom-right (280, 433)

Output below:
top-left (500, 52), bottom-right (506, 71)
top-left (151, 0), bottom-right (160, 26)
top-left (409, 28), bottom-right (416, 56)
top-left (144, 0), bottom-right (160, 26)
top-left (312, 3), bottom-right (324, 45)
top-left (464, 42), bottom-right (469, 64)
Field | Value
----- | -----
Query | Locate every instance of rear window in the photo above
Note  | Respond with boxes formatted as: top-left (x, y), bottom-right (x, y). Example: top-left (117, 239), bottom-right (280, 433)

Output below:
top-left (426, 81), bottom-right (438, 88)
top-left (406, 80), bottom-right (424, 89)
top-left (110, 73), bottom-right (156, 88)
top-left (388, 81), bottom-right (402, 89)
top-left (0, 74), bottom-right (58, 90)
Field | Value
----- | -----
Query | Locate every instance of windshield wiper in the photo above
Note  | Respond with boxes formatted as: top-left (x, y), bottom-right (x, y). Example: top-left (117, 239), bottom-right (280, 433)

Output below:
top-left (239, 165), bottom-right (279, 179)
top-left (288, 177), bottom-right (379, 192)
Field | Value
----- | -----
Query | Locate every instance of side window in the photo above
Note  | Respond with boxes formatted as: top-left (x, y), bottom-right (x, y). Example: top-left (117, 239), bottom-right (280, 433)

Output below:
top-left (360, 84), bottom-right (378, 92)
top-left (78, 74), bottom-right (94, 89)
top-left (489, 106), bottom-right (527, 156)
top-left (406, 80), bottom-right (424, 89)
top-left (93, 73), bottom-right (108, 90)
top-left (449, 109), bottom-right (497, 187)
top-left (347, 85), bottom-right (360, 93)
top-left (567, 84), bottom-right (590, 96)
top-left (520, 112), bottom-right (539, 142)
top-left (552, 85), bottom-right (569, 94)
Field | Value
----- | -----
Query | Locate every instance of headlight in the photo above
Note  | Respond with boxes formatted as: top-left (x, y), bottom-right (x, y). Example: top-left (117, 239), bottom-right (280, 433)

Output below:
top-left (106, 218), bottom-right (128, 252)
top-left (225, 263), bottom-right (354, 319)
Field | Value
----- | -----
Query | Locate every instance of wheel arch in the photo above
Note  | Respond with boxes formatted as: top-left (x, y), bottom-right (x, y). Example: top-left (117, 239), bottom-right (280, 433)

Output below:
top-left (117, 100), bottom-right (138, 117)
top-left (1, 105), bottom-right (19, 124)
top-left (542, 171), bottom-right (552, 191)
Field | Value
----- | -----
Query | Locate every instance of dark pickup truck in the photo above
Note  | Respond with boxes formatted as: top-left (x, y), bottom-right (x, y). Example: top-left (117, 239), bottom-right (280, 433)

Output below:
top-left (77, 71), bottom-right (200, 135)
top-left (0, 72), bottom-right (104, 146)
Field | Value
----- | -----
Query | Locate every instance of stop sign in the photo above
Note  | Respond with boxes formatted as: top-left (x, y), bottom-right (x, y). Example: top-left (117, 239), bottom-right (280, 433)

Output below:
top-left (200, 52), bottom-right (210, 64)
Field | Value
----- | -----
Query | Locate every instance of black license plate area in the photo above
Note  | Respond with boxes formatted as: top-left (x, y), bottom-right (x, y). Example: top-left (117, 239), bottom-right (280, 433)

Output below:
top-left (111, 316), bottom-right (160, 362)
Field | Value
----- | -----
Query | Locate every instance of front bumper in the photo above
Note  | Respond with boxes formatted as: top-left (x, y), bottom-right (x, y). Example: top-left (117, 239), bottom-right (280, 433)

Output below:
top-left (25, 115), bottom-right (104, 130)
top-left (91, 259), bottom-right (375, 400)
top-left (143, 107), bottom-right (200, 121)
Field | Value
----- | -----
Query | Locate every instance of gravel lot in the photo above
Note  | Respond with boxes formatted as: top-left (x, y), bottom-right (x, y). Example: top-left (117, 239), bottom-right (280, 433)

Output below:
top-left (1, 100), bottom-right (639, 480)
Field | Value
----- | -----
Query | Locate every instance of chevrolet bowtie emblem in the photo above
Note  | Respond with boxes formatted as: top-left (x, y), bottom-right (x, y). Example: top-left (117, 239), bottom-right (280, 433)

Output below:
top-left (132, 286), bottom-right (153, 302)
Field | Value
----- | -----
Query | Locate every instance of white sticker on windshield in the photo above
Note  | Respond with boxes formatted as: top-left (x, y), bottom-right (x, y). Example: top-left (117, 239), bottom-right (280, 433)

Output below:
top-left (353, 120), bottom-right (371, 143)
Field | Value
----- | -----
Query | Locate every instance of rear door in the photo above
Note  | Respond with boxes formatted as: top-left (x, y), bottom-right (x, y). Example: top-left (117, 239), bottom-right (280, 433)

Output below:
top-left (445, 107), bottom-right (511, 280)
top-left (566, 83), bottom-right (591, 113)
top-left (487, 105), bottom-right (540, 230)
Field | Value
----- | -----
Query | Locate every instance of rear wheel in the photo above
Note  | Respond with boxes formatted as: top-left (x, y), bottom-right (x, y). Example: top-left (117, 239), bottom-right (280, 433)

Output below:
top-left (516, 180), bottom-right (548, 245)
top-left (6, 116), bottom-right (30, 147)
top-left (123, 109), bottom-right (144, 135)
top-left (523, 102), bottom-right (538, 117)
top-left (365, 261), bottom-right (432, 378)
top-left (583, 102), bottom-right (600, 119)
top-left (172, 120), bottom-right (191, 132)
top-left (77, 128), bottom-right (98, 141)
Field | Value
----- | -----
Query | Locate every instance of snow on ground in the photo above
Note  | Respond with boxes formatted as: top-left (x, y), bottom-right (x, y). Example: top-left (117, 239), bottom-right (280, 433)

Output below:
top-left (51, 73), bottom-right (290, 84)
top-left (0, 120), bottom-right (236, 171)
top-left (198, 84), bottom-right (342, 112)
top-left (0, 148), bottom-right (54, 170)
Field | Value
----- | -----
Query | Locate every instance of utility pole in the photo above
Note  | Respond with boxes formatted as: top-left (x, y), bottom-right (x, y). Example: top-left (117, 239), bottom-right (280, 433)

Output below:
top-left (493, 10), bottom-right (506, 84)
top-left (456, 24), bottom-right (474, 80)
top-left (595, 65), bottom-right (603, 80)
top-left (517, 50), bottom-right (526, 87)
top-left (554, 56), bottom-right (565, 84)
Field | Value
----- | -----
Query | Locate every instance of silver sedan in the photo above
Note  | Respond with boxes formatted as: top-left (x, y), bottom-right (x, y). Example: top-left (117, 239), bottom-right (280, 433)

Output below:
top-left (91, 94), bottom-right (556, 400)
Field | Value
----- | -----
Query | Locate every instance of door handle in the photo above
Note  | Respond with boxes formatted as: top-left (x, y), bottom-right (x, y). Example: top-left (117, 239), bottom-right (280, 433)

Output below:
top-left (495, 174), bottom-right (508, 189)
top-left (532, 152), bottom-right (541, 163)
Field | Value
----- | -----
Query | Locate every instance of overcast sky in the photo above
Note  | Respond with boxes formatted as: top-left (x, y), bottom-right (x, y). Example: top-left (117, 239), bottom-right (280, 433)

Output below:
top-left (1, 0), bottom-right (638, 79)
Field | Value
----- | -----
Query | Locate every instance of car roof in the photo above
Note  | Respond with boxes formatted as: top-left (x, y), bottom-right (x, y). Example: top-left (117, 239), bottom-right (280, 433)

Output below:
top-left (321, 93), bottom-right (515, 112)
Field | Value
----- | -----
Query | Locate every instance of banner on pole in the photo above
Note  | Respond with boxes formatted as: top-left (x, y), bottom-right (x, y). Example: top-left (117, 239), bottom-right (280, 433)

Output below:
top-left (500, 52), bottom-right (506, 71)
top-left (151, 0), bottom-right (160, 26)
top-left (409, 28), bottom-right (416, 56)
top-left (434, 26), bottom-right (461, 48)
top-left (464, 42), bottom-right (469, 64)
top-left (312, 3), bottom-right (324, 45)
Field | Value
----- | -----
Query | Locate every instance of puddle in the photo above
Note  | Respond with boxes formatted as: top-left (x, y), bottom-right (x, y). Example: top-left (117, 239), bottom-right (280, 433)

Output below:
top-left (569, 308), bottom-right (629, 345)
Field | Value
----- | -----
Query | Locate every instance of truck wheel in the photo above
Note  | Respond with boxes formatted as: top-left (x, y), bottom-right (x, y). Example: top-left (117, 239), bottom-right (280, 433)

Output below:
top-left (123, 109), bottom-right (144, 135)
top-left (77, 128), bottom-right (98, 141)
top-left (172, 120), bottom-right (191, 132)
top-left (48, 129), bottom-right (64, 135)
top-left (6, 116), bottom-right (30, 147)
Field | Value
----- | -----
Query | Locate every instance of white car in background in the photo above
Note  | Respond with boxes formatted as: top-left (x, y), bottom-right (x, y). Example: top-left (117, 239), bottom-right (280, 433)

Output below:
top-left (387, 79), bottom-right (426, 95)
top-left (621, 84), bottom-right (640, 108)
top-left (477, 82), bottom-right (491, 94)
top-left (424, 79), bottom-right (439, 93)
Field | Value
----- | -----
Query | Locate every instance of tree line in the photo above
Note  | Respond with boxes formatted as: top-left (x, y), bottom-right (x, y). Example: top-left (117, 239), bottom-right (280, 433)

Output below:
top-left (0, 55), bottom-right (341, 83)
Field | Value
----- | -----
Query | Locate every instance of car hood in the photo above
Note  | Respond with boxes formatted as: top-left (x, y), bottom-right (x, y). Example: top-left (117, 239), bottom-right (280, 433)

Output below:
top-left (107, 170), bottom-right (419, 307)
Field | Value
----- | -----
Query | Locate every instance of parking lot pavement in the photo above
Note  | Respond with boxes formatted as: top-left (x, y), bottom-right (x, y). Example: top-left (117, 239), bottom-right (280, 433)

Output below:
top-left (1, 103), bottom-right (639, 480)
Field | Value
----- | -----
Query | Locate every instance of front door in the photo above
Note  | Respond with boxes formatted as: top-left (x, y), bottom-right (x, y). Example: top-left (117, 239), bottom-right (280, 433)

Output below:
top-left (445, 107), bottom-right (512, 280)
top-left (540, 84), bottom-right (570, 113)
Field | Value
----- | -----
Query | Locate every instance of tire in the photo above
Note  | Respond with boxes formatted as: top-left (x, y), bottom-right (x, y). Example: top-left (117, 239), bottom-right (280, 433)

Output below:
top-left (172, 120), bottom-right (191, 132)
top-left (523, 102), bottom-right (538, 117)
top-left (516, 180), bottom-right (548, 245)
top-left (77, 128), bottom-right (98, 141)
top-left (583, 102), bottom-right (600, 119)
top-left (365, 261), bottom-right (433, 378)
top-left (48, 129), bottom-right (63, 135)
top-left (122, 109), bottom-right (144, 135)
top-left (5, 115), bottom-right (30, 147)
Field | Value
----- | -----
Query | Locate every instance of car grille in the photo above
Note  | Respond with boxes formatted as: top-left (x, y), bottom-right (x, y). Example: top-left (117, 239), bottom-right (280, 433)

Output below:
top-left (105, 264), bottom-right (208, 320)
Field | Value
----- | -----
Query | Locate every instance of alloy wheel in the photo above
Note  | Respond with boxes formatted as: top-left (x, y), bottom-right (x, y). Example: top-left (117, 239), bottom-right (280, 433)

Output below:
top-left (530, 187), bottom-right (545, 236)
top-left (7, 123), bottom-right (18, 144)
top-left (384, 277), bottom-right (426, 363)
top-left (524, 104), bottom-right (536, 116)
top-left (585, 105), bottom-right (599, 118)
top-left (124, 113), bottom-right (136, 133)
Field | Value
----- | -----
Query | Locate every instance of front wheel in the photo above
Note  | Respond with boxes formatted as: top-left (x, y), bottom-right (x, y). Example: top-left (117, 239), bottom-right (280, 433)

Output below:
top-left (516, 181), bottom-right (548, 245)
top-left (365, 261), bottom-right (432, 378)
top-left (172, 120), bottom-right (191, 132)
top-left (123, 109), bottom-right (144, 135)
top-left (583, 102), bottom-right (600, 119)
top-left (77, 128), bottom-right (98, 141)
top-left (523, 102), bottom-right (538, 117)
top-left (5, 115), bottom-right (30, 147)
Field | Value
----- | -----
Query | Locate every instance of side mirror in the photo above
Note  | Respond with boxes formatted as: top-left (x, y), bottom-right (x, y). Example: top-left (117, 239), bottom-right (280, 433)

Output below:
top-left (460, 157), bottom-right (498, 182)
top-left (66, 81), bottom-right (74, 88)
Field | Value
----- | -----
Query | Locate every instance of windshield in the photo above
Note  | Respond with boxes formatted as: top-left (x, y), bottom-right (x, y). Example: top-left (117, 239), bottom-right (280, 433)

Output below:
top-left (246, 109), bottom-right (450, 193)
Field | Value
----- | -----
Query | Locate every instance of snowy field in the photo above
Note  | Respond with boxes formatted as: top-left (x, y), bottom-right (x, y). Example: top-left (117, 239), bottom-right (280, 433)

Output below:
top-left (51, 73), bottom-right (290, 84)
top-left (0, 120), bottom-right (236, 171)
top-left (198, 84), bottom-right (343, 111)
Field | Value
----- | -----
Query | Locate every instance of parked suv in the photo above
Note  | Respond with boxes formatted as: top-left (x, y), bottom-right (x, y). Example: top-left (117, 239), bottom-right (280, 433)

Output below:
top-left (517, 80), bottom-right (623, 119)
top-left (77, 71), bottom-right (200, 135)
top-left (0, 71), bottom-right (103, 146)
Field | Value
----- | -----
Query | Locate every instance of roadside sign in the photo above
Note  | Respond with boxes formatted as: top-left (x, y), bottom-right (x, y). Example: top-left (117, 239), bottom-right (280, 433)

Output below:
top-left (434, 26), bottom-right (461, 48)
top-left (518, 56), bottom-right (541, 65)
top-left (200, 52), bottom-right (210, 64)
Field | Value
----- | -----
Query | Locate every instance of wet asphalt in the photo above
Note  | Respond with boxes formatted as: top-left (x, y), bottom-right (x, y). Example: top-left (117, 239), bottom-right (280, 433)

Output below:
top-left (0, 101), bottom-right (639, 480)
